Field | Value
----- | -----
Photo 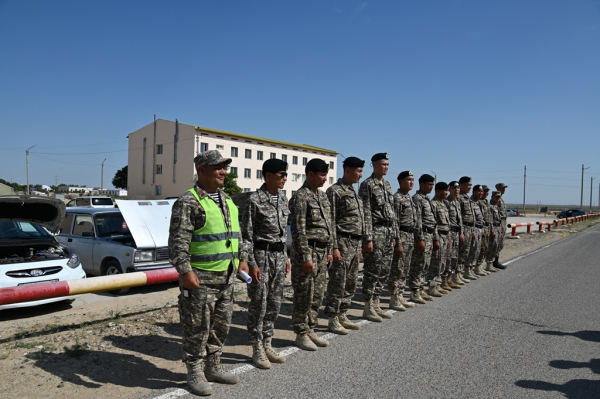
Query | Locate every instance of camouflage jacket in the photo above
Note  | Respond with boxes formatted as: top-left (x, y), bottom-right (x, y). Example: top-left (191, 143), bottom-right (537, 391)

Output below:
top-left (498, 197), bottom-right (507, 221)
top-left (168, 182), bottom-right (238, 280)
top-left (326, 178), bottom-right (365, 249)
top-left (470, 195), bottom-right (484, 228)
top-left (239, 184), bottom-right (290, 269)
top-left (413, 191), bottom-right (438, 242)
top-left (358, 173), bottom-right (398, 242)
top-left (289, 181), bottom-right (333, 262)
top-left (490, 201), bottom-right (502, 225)
top-left (458, 193), bottom-right (475, 225)
top-left (478, 199), bottom-right (493, 227)
top-left (431, 197), bottom-right (450, 234)
top-left (446, 196), bottom-right (463, 234)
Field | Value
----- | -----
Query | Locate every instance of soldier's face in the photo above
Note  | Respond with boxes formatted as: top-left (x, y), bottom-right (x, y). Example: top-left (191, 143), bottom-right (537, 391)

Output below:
top-left (373, 160), bottom-right (389, 176)
top-left (420, 181), bottom-right (434, 194)
top-left (449, 186), bottom-right (460, 197)
top-left (483, 190), bottom-right (489, 199)
top-left (346, 167), bottom-right (363, 184)
top-left (200, 163), bottom-right (227, 187)
top-left (436, 189), bottom-right (448, 200)
top-left (266, 171), bottom-right (287, 189)
top-left (399, 176), bottom-right (414, 192)
top-left (460, 182), bottom-right (472, 194)
top-left (308, 171), bottom-right (327, 187)
top-left (498, 187), bottom-right (506, 194)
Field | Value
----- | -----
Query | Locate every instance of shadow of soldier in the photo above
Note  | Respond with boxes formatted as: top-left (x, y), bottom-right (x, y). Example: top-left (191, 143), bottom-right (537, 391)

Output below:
top-left (549, 359), bottom-right (600, 375)
top-left (538, 330), bottom-right (600, 343)
top-left (104, 333), bottom-right (181, 361)
top-left (31, 350), bottom-right (185, 390)
top-left (515, 378), bottom-right (600, 399)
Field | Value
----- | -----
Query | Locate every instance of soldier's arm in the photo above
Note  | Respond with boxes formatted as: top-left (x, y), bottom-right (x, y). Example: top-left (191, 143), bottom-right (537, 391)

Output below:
top-left (359, 181), bottom-right (373, 242)
top-left (326, 187), bottom-right (338, 249)
top-left (432, 201), bottom-right (439, 242)
top-left (168, 197), bottom-right (204, 275)
top-left (393, 194), bottom-right (402, 247)
top-left (324, 195), bottom-right (334, 255)
top-left (290, 191), bottom-right (312, 262)
top-left (240, 197), bottom-right (257, 269)
top-left (414, 196), bottom-right (424, 241)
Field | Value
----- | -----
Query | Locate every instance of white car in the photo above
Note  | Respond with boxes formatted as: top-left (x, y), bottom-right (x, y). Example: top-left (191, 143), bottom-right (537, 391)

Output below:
top-left (66, 196), bottom-right (114, 208)
top-left (0, 196), bottom-right (86, 310)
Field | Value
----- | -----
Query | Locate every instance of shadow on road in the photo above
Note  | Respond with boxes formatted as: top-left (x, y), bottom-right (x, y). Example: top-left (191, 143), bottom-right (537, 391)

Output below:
top-left (104, 333), bottom-right (181, 362)
top-left (538, 329), bottom-right (600, 343)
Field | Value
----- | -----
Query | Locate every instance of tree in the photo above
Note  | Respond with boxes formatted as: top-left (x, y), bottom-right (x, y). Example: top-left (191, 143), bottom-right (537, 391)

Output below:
top-left (223, 172), bottom-right (242, 196)
top-left (112, 166), bottom-right (128, 189)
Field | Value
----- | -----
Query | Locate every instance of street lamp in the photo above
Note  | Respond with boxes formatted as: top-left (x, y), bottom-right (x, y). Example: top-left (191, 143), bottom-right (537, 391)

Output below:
top-left (581, 164), bottom-right (590, 209)
top-left (26, 145), bottom-right (37, 195)
top-left (101, 158), bottom-right (107, 192)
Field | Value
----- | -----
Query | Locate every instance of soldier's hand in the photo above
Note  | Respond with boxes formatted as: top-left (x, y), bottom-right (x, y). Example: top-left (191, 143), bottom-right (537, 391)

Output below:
top-left (285, 259), bottom-right (291, 275)
top-left (394, 246), bottom-right (403, 256)
top-left (364, 241), bottom-right (374, 253)
top-left (459, 234), bottom-right (465, 242)
top-left (417, 240), bottom-right (426, 253)
top-left (471, 232), bottom-right (476, 240)
top-left (181, 271), bottom-right (200, 290)
top-left (333, 249), bottom-right (342, 262)
top-left (433, 240), bottom-right (440, 251)
top-left (327, 254), bottom-right (333, 266)
top-left (302, 260), bottom-right (314, 274)
top-left (249, 267), bottom-right (261, 283)
top-left (238, 261), bottom-right (251, 279)
top-left (491, 232), bottom-right (496, 238)
top-left (447, 238), bottom-right (450, 247)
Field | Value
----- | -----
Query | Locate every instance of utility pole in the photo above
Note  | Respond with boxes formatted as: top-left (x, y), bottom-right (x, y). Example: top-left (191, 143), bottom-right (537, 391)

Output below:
top-left (523, 165), bottom-right (526, 211)
top-left (26, 145), bottom-right (36, 195)
top-left (101, 158), bottom-right (107, 192)
top-left (581, 164), bottom-right (590, 209)
top-left (591, 177), bottom-right (595, 212)
top-left (430, 170), bottom-right (437, 184)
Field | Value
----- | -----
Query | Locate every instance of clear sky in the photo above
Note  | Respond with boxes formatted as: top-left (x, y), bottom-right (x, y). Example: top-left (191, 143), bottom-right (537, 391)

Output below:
top-left (1, 0), bottom-right (599, 206)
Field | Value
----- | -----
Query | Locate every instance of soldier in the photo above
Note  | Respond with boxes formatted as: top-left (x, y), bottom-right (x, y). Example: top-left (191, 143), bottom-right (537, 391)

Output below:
top-left (289, 158), bottom-right (333, 351)
top-left (429, 182), bottom-right (452, 294)
top-left (324, 156), bottom-right (365, 334)
top-left (359, 153), bottom-right (397, 321)
top-left (240, 158), bottom-right (291, 369)
top-left (388, 171), bottom-right (418, 311)
top-left (409, 174), bottom-right (438, 302)
top-left (486, 191), bottom-right (503, 270)
top-left (494, 183), bottom-right (509, 269)
top-left (457, 176), bottom-right (477, 282)
top-left (469, 185), bottom-right (486, 277)
top-left (446, 181), bottom-right (464, 288)
top-left (169, 150), bottom-right (250, 396)
top-left (477, 185), bottom-right (498, 274)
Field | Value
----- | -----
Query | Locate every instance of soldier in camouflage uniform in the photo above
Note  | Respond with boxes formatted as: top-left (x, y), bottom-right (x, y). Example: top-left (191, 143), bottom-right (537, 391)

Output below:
top-left (359, 153), bottom-right (398, 321)
top-left (468, 185), bottom-right (485, 277)
top-left (409, 174), bottom-right (438, 302)
top-left (388, 171), bottom-right (418, 311)
top-left (457, 176), bottom-right (477, 282)
top-left (477, 185), bottom-right (496, 274)
top-left (289, 158), bottom-right (333, 351)
top-left (324, 157), bottom-right (365, 334)
top-left (486, 191), bottom-right (503, 271)
top-left (239, 158), bottom-right (291, 369)
top-left (494, 183), bottom-right (509, 269)
top-left (446, 181), bottom-right (464, 288)
top-left (429, 182), bottom-right (452, 295)
top-left (169, 150), bottom-right (249, 396)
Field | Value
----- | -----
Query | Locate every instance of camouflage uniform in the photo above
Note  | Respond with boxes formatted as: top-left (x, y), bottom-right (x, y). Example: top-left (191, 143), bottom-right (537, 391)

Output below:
top-left (359, 173), bottom-right (398, 301)
top-left (468, 195), bottom-right (484, 267)
top-left (487, 201), bottom-right (502, 262)
top-left (388, 190), bottom-right (418, 295)
top-left (169, 182), bottom-right (237, 362)
top-left (324, 178), bottom-right (364, 316)
top-left (409, 191), bottom-right (437, 290)
top-left (457, 193), bottom-right (476, 270)
top-left (497, 196), bottom-right (507, 255)
top-left (446, 197), bottom-right (463, 274)
top-left (428, 197), bottom-right (450, 284)
top-left (239, 184), bottom-right (289, 343)
top-left (289, 181), bottom-right (333, 335)
top-left (477, 198), bottom-right (493, 266)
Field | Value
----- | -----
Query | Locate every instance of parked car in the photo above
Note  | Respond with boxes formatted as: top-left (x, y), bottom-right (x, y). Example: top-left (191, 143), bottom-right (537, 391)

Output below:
top-left (506, 209), bottom-right (519, 216)
top-left (66, 196), bottom-right (114, 208)
top-left (56, 199), bottom-right (175, 294)
top-left (556, 209), bottom-right (587, 219)
top-left (0, 196), bottom-right (86, 310)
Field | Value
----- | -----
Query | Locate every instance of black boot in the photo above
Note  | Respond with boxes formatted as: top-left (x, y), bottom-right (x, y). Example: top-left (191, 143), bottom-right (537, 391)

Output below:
top-left (494, 256), bottom-right (507, 270)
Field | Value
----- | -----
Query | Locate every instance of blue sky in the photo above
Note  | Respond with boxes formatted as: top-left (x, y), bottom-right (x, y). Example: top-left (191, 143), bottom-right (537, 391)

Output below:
top-left (1, 0), bottom-right (599, 206)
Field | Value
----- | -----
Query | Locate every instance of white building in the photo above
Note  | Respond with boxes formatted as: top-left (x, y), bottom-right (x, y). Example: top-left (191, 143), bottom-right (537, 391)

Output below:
top-left (102, 189), bottom-right (128, 197)
top-left (127, 119), bottom-right (337, 200)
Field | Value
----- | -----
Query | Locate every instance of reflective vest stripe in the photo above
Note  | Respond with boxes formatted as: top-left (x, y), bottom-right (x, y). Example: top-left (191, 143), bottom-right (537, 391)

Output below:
top-left (191, 252), bottom-right (240, 262)
top-left (192, 231), bottom-right (240, 242)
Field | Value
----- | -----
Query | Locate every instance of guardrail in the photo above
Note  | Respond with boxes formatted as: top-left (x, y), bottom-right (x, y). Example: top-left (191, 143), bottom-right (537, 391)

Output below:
top-left (507, 222), bottom-right (536, 237)
top-left (536, 221), bottom-right (553, 232)
top-left (508, 212), bottom-right (600, 238)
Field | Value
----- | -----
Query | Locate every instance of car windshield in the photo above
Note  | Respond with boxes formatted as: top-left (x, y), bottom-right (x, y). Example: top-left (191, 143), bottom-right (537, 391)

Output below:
top-left (93, 198), bottom-right (114, 206)
top-left (0, 221), bottom-right (52, 239)
top-left (95, 213), bottom-right (130, 237)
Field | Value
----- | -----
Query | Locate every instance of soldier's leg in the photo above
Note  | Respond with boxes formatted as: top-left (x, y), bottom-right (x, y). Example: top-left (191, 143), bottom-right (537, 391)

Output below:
top-left (247, 249), bottom-right (269, 343)
top-left (308, 248), bottom-right (328, 330)
top-left (388, 251), bottom-right (403, 296)
top-left (375, 228), bottom-right (394, 298)
top-left (361, 250), bottom-right (378, 302)
top-left (291, 251), bottom-right (314, 335)
top-left (324, 237), bottom-right (351, 316)
top-left (340, 238), bottom-right (360, 314)
top-left (458, 226), bottom-right (474, 279)
top-left (206, 282), bottom-right (234, 356)
top-left (179, 279), bottom-right (215, 362)
top-left (262, 251), bottom-right (286, 339)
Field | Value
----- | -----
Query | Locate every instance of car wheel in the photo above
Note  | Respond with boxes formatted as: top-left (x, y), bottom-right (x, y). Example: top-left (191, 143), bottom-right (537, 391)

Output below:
top-left (103, 260), bottom-right (130, 295)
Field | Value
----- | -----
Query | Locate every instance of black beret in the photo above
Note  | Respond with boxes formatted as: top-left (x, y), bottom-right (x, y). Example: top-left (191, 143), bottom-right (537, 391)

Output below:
top-left (371, 153), bottom-right (389, 162)
top-left (435, 182), bottom-right (448, 190)
top-left (473, 184), bottom-right (483, 191)
top-left (448, 181), bottom-right (459, 188)
top-left (397, 170), bottom-right (413, 180)
top-left (305, 158), bottom-right (329, 173)
top-left (343, 156), bottom-right (365, 168)
top-left (459, 176), bottom-right (472, 184)
top-left (419, 174), bottom-right (435, 183)
top-left (262, 158), bottom-right (288, 174)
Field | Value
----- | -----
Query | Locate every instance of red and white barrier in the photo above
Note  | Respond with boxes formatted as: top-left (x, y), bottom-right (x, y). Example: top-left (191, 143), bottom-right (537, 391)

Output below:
top-left (507, 222), bottom-right (536, 237)
top-left (536, 221), bottom-right (553, 232)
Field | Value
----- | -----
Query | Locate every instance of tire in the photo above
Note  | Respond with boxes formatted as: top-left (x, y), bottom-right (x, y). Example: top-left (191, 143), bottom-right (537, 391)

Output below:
top-left (103, 260), bottom-right (130, 295)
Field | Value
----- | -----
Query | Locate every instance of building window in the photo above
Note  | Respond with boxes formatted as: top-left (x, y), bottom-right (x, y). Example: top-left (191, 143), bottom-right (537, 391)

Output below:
top-left (329, 177), bottom-right (333, 184)
top-left (270, 152), bottom-right (276, 159)
top-left (256, 170), bottom-right (262, 179)
top-left (292, 156), bottom-right (298, 165)
top-left (244, 168), bottom-right (251, 178)
top-left (302, 174), bottom-right (306, 182)
top-left (282, 154), bottom-right (287, 162)
top-left (257, 151), bottom-right (263, 160)
top-left (216, 144), bottom-right (224, 150)
top-left (243, 188), bottom-right (250, 193)
top-left (330, 161), bottom-right (335, 170)
top-left (231, 147), bottom-right (238, 157)
top-left (291, 173), bottom-right (298, 182)
top-left (156, 144), bottom-right (163, 154)
top-left (245, 149), bottom-right (252, 159)
top-left (156, 185), bottom-right (162, 196)
top-left (201, 143), bottom-right (209, 153)
top-left (302, 157), bottom-right (308, 166)
top-left (156, 164), bottom-right (163, 175)
top-left (230, 166), bottom-right (238, 175)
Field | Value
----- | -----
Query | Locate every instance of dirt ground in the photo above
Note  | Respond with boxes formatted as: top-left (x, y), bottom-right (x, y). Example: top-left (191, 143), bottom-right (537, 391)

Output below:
top-left (1, 216), bottom-right (598, 399)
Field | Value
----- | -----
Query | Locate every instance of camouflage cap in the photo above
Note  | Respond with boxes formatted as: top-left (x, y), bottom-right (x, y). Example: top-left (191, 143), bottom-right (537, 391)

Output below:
top-left (194, 150), bottom-right (232, 168)
top-left (492, 191), bottom-right (502, 197)
top-left (482, 185), bottom-right (490, 191)
top-left (496, 182), bottom-right (508, 188)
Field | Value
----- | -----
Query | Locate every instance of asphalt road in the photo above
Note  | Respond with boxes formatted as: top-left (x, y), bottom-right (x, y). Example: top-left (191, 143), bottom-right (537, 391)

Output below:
top-left (145, 223), bottom-right (600, 399)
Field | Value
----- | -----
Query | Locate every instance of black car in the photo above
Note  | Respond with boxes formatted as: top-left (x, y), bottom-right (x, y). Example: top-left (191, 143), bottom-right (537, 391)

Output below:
top-left (556, 209), bottom-right (586, 219)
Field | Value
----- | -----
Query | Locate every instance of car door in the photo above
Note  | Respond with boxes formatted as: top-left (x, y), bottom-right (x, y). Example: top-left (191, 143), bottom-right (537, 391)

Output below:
top-left (66, 213), bottom-right (97, 274)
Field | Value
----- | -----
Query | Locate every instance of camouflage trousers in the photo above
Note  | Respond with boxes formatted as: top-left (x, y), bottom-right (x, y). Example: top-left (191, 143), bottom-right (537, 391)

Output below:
top-left (467, 227), bottom-right (482, 267)
top-left (477, 226), bottom-right (492, 265)
top-left (246, 248), bottom-right (287, 343)
top-left (458, 226), bottom-right (475, 269)
top-left (324, 236), bottom-right (361, 316)
top-left (291, 246), bottom-right (328, 334)
top-left (486, 226), bottom-right (501, 262)
top-left (179, 267), bottom-right (234, 363)
top-left (428, 233), bottom-right (449, 284)
top-left (388, 231), bottom-right (415, 295)
top-left (408, 231), bottom-right (434, 290)
top-left (446, 230), bottom-right (460, 274)
top-left (498, 219), bottom-right (507, 255)
top-left (362, 225), bottom-right (395, 301)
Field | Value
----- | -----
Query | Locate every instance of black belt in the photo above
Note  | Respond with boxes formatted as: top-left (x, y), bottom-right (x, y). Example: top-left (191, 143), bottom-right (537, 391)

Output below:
top-left (373, 221), bottom-right (393, 227)
top-left (484, 222), bottom-right (490, 226)
top-left (337, 231), bottom-right (362, 240)
top-left (464, 222), bottom-right (475, 227)
top-left (308, 240), bottom-right (329, 249)
top-left (493, 223), bottom-right (501, 227)
top-left (254, 241), bottom-right (285, 252)
top-left (399, 226), bottom-right (415, 233)
top-left (451, 226), bottom-right (461, 233)
top-left (475, 224), bottom-right (483, 228)
top-left (438, 230), bottom-right (449, 235)
top-left (423, 226), bottom-right (435, 234)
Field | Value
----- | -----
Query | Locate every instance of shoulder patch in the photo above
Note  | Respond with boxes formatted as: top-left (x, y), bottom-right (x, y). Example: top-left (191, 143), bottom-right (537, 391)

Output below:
top-left (170, 216), bottom-right (181, 230)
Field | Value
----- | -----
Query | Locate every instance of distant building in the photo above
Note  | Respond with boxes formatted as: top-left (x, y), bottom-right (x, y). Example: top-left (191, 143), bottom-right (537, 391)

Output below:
top-left (100, 189), bottom-right (128, 197)
top-left (127, 119), bottom-right (338, 200)
top-left (33, 184), bottom-right (52, 192)
top-left (0, 183), bottom-right (14, 195)
top-left (56, 186), bottom-right (95, 194)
